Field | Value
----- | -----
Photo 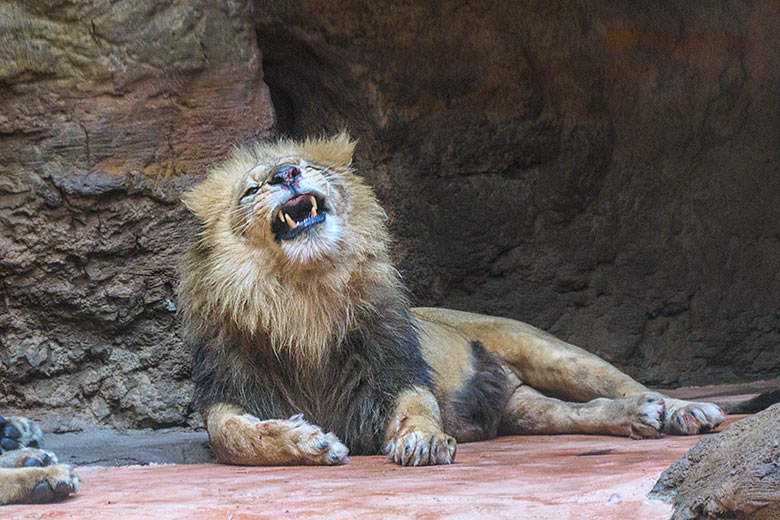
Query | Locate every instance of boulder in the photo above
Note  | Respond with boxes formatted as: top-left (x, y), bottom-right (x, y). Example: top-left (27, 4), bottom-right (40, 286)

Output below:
top-left (650, 404), bottom-right (780, 519)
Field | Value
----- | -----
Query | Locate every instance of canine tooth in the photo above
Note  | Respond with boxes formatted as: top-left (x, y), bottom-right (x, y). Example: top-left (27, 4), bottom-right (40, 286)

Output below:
top-left (310, 195), bottom-right (318, 211)
top-left (278, 211), bottom-right (285, 222)
top-left (284, 213), bottom-right (297, 229)
top-left (311, 206), bottom-right (317, 218)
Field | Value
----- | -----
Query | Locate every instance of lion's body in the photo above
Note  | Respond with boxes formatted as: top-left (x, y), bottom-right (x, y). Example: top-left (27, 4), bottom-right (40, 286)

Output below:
top-left (179, 134), bottom-right (766, 467)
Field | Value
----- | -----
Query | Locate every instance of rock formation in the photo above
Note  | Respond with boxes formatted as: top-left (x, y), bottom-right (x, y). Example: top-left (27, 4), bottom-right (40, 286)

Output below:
top-left (1, 1), bottom-right (778, 429)
top-left (0, 0), bottom-right (274, 429)
top-left (651, 404), bottom-right (780, 519)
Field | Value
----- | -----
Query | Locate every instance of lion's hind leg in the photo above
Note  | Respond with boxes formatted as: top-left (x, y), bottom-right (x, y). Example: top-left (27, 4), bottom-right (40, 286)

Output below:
top-left (414, 308), bottom-right (726, 437)
top-left (498, 381), bottom-right (666, 439)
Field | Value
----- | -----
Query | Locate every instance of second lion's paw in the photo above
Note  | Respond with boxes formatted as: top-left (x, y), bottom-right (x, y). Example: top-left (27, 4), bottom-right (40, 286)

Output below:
top-left (0, 415), bottom-right (45, 452)
top-left (29, 464), bottom-right (81, 504)
top-left (0, 447), bottom-right (58, 468)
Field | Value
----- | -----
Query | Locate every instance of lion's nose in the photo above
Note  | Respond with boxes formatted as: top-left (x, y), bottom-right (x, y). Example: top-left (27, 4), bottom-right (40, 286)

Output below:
top-left (269, 165), bottom-right (301, 186)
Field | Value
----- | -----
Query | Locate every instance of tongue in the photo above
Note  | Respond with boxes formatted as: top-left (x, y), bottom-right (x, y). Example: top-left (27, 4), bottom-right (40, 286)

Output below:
top-left (281, 195), bottom-right (312, 222)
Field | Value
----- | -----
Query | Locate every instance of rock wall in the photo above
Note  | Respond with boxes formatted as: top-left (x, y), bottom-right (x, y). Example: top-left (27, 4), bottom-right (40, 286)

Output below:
top-left (0, 0), bottom-right (274, 429)
top-left (1, 0), bottom-right (778, 430)
top-left (255, 1), bottom-right (780, 384)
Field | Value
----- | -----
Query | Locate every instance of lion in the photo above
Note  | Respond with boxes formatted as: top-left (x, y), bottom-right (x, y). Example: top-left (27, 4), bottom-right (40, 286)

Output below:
top-left (0, 415), bottom-right (79, 504)
top-left (179, 133), bottom-right (778, 466)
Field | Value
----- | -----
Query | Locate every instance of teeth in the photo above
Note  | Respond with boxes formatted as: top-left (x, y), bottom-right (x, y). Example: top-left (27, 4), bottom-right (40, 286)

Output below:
top-left (284, 213), bottom-right (297, 229)
top-left (278, 211), bottom-right (285, 223)
top-left (309, 195), bottom-right (318, 218)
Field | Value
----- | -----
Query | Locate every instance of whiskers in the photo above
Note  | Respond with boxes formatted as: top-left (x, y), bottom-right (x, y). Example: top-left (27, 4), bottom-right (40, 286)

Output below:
top-left (227, 203), bottom-right (264, 238)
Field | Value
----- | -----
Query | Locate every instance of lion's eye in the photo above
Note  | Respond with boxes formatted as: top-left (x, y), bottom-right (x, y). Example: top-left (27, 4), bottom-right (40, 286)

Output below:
top-left (243, 186), bottom-right (259, 199)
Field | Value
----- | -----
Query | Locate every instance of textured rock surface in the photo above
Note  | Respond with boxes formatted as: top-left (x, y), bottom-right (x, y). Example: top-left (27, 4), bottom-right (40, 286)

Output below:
top-left (1, 1), bottom-right (779, 430)
top-left (0, 0), bottom-right (274, 430)
top-left (650, 404), bottom-right (780, 519)
top-left (256, 1), bottom-right (780, 384)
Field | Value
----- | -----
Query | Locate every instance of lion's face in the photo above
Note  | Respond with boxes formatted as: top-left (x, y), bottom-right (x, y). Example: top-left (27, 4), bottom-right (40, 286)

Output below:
top-left (233, 156), bottom-right (349, 264)
top-left (183, 134), bottom-right (386, 270)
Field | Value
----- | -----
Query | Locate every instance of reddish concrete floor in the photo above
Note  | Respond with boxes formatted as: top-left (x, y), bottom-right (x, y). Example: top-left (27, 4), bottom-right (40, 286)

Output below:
top-left (5, 382), bottom-right (776, 520)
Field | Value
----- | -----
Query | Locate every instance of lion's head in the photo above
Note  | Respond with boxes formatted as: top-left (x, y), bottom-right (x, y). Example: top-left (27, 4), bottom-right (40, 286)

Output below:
top-left (179, 134), bottom-right (401, 362)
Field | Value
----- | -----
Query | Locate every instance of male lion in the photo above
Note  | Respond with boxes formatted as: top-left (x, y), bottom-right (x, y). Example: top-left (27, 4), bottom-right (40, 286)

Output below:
top-left (179, 134), bottom-right (776, 467)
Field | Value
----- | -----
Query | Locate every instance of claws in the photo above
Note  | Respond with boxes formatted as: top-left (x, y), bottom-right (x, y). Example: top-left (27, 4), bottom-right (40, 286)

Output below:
top-left (3, 424), bottom-right (21, 440)
top-left (1, 438), bottom-right (20, 451)
top-left (25, 465), bottom-right (80, 504)
top-left (386, 428), bottom-right (456, 466)
top-left (30, 481), bottom-right (55, 504)
top-left (290, 420), bottom-right (348, 465)
top-left (326, 448), bottom-right (348, 465)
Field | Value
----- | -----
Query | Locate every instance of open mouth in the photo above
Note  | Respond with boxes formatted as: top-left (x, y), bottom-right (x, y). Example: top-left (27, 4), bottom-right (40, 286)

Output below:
top-left (271, 193), bottom-right (327, 241)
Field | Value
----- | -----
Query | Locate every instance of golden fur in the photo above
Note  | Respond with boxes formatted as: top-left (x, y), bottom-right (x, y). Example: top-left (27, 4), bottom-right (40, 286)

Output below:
top-left (179, 134), bottom-right (771, 467)
top-left (180, 134), bottom-right (401, 365)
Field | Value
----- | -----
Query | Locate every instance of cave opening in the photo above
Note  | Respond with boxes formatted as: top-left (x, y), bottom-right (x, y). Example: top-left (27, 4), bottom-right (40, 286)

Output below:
top-left (258, 31), bottom-right (350, 140)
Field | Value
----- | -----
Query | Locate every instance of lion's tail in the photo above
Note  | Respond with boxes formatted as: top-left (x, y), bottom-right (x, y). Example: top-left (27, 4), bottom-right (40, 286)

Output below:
top-left (713, 389), bottom-right (780, 415)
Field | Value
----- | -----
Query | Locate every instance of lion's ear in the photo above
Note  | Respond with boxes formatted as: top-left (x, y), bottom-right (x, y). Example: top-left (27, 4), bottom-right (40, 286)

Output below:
top-left (300, 132), bottom-right (357, 170)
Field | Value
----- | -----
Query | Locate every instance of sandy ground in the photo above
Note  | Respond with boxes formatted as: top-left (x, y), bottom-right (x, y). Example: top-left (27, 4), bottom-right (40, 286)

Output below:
top-left (3, 380), bottom-right (777, 519)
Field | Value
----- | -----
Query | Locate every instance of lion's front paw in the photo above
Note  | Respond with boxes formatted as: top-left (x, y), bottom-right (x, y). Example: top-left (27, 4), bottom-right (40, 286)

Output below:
top-left (28, 464), bottom-right (80, 504)
top-left (385, 417), bottom-right (456, 466)
top-left (284, 414), bottom-right (349, 466)
top-left (663, 399), bottom-right (724, 435)
top-left (210, 409), bottom-right (350, 466)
